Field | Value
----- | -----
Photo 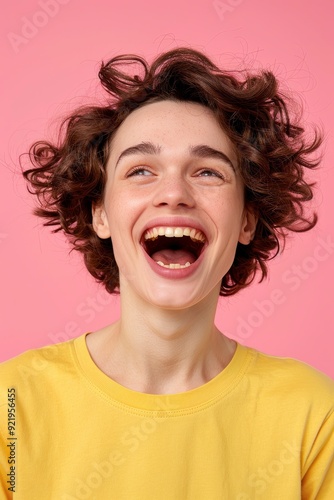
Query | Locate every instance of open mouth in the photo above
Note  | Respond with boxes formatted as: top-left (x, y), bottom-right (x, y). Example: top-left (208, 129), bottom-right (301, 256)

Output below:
top-left (142, 227), bottom-right (206, 269)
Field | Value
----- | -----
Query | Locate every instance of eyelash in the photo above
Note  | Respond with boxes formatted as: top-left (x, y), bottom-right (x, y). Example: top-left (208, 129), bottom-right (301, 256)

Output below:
top-left (126, 166), bottom-right (227, 181)
top-left (127, 167), bottom-right (152, 177)
top-left (197, 169), bottom-right (226, 180)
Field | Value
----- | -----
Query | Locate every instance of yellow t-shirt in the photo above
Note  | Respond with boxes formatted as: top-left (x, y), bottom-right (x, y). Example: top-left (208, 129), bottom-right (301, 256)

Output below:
top-left (0, 333), bottom-right (333, 499)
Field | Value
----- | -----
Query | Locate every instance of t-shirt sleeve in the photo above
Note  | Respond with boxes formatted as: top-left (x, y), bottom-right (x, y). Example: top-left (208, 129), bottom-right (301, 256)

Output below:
top-left (301, 409), bottom-right (334, 499)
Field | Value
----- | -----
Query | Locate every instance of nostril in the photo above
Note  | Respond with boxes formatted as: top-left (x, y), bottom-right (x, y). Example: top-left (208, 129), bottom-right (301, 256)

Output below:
top-left (152, 181), bottom-right (195, 208)
top-left (153, 196), bottom-right (195, 209)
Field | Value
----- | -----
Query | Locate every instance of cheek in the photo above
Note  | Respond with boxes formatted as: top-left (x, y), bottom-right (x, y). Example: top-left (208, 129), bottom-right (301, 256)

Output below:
top-left (108, 185), bottom-right (150, 226)
top-left (106, 194), bottom-right (141, 251)
top-left (213, 192), bottom-right (245, 226)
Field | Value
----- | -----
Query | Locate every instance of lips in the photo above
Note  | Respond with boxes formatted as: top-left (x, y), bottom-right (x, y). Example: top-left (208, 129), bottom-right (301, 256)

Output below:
top-left (141, 225), bottom-right (207, 270)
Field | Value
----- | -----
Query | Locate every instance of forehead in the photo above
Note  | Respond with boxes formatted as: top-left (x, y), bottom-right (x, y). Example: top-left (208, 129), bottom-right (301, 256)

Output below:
top-left (109, 100), bottom-right (236, 159)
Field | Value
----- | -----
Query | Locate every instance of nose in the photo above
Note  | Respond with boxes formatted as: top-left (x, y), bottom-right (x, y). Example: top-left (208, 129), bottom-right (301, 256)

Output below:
top-left (152, 171), bottom-right (195, 209)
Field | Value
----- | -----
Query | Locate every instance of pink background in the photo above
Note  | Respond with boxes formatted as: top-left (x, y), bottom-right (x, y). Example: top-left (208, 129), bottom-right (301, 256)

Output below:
top-left (1, 0), bottom-right (333, 377)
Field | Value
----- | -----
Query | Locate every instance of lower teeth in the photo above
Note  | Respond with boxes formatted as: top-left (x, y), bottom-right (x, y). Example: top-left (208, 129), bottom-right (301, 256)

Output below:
top-left (155, 261), bottom-right (191, 269)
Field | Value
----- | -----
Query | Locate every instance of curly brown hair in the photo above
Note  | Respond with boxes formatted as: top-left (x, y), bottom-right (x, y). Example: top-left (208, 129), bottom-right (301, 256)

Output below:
top-left (22, 47), bottom-right (322, 296)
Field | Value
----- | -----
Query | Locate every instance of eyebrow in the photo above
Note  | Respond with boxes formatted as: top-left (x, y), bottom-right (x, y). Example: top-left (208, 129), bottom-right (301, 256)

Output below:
top-left (115, 141), bottom-right (236, 172)
top-left (189, 145), bottom-right (236, 172)
top-left (115, 142), bottom-right (161, 168)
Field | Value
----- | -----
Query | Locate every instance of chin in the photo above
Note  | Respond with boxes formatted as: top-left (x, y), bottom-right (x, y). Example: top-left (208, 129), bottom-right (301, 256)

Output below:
top-left (140, 282), bottom-right (219, 311)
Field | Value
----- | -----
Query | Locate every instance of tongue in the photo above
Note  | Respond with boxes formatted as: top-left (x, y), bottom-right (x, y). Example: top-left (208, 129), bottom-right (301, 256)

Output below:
top-left (151, 249), bottom-right (196, 265)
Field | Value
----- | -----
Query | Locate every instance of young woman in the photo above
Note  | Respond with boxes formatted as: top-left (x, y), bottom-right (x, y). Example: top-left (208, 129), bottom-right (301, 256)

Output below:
top-left (1, 48), bottom-right (333, 499)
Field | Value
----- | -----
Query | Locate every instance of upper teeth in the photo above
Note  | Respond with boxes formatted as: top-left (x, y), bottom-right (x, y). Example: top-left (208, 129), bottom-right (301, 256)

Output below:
top-left (144, 227), bottom-right (205, 242)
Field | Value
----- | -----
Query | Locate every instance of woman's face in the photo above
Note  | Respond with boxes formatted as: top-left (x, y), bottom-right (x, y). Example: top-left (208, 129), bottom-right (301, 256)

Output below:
top-left (93, 100), bottom-right (256, 309)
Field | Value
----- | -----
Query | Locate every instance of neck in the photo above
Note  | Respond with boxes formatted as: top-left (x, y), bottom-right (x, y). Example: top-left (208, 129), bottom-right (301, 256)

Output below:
top-left (88, 285), bottom-right (236, 394)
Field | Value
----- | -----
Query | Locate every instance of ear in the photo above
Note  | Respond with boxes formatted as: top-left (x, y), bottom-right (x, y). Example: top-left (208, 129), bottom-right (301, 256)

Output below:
top-left (238, 208), bottom-right (257, 245)
top-left (91, 203), bottom-right (111, 239)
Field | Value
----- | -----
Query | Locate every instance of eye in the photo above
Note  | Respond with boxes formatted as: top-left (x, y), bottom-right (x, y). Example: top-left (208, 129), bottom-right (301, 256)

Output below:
top-left (127, 166), bottom-right (153, 177)
top-left (197, 169), bottom-right (226, 180)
